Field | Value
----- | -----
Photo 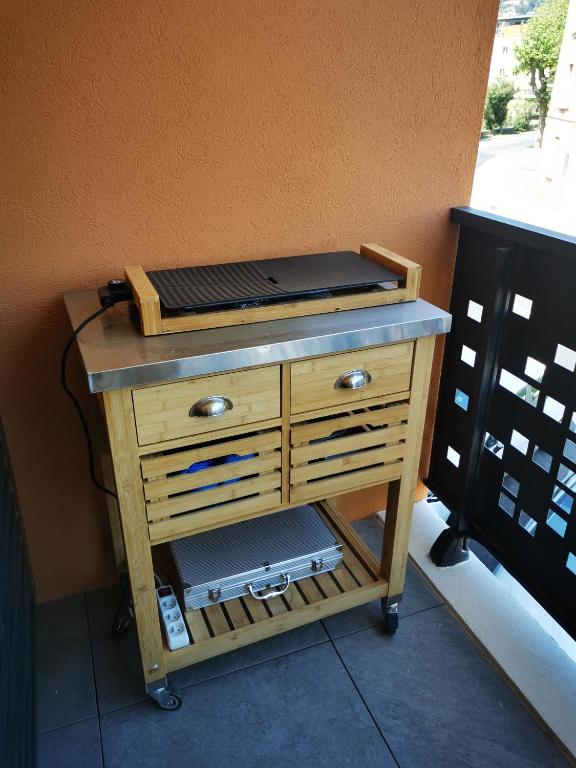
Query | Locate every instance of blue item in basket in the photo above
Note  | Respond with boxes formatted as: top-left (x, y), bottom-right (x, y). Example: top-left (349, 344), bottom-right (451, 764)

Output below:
top-left (181, 459), bottom-right (219, 492)
top-left (220, 453), bottom-right (256, 486)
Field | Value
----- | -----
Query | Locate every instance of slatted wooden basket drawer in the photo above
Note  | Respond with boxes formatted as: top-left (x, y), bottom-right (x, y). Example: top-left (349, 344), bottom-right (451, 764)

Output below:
top-left (289, 396), bottom-right (409, 503)
top-left (141, 427), bottom-right (282, 542)
top-left (132, 365), bottom-right (280, 446)
top-left (290, 342), bottom-right (414, 415)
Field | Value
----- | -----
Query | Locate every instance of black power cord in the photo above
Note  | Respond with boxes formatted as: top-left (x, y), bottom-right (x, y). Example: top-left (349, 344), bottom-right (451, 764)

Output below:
top-left (61, 280), bottom-right (133, 499)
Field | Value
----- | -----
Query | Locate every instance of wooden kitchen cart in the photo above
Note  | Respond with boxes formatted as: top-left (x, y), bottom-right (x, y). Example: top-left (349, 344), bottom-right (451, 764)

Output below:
top-left (65, 288), bottom-right (450, 708)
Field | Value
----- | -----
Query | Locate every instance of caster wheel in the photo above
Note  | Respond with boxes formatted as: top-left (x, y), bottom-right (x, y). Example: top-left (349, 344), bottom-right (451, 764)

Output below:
top-left (381, 601), bottom-right (399, 635)
top-left (154, 692), bottom-right (182, 711)
top-left (383, 612), bottom-right (399, 635)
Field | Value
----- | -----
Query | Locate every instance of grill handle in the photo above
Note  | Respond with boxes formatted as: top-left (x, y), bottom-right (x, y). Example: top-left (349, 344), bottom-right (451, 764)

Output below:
top-left (334, 369), bottom-right (372, 390)
top-left (189, 396), bottom-right (233, 418)
top-left (246, 574), bottom-right (291, 601)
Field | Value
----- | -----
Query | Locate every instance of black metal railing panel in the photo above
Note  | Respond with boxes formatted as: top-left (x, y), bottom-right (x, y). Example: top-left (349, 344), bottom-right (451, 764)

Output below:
top-left (428, 207), bottom-right (576, 640)
top-left (0, 421), bottom-right (35, 768)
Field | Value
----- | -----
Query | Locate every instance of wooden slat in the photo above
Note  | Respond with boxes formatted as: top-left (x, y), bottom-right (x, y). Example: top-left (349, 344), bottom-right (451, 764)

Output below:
top-left (330, 565), bottom-right (360, 592)
top-left (138, 418), bottom-right (283, 456)
top-left (283, 585), bottom-right (306, 610)
top-left (159, 287), bottom-right (412, 335)
top-left (203, 604), bottom-right (231, 637)
top-left (360, 243), bottom-right (421, 301)
top-left (148, 490), bottom-right (282, 543)
top-left (224, 599), bottom-right (252, 630)
top-left (143, 451), bottom-right (281, 500)
top-left (165, 581), bottom-right (389, 671)
top-left (296, 577), bottom-right (325, 604)
top-left (290, 342), bottom-right (414, 416)
top-left (263, 596), bottom-right (289, 617)
top-left (146, 472), bottom-right (281, 521)
top-left (289, 391), bottom-right (410, 425)
top-left (125, 265), bottom-right (162, 336)
top-left (185, 608), bottom-right (211, 644)
top-left (341, 544), bottom-right (374, 586)
top-left (318, 501), bottom-right (382, 578)
top-left (313, 572), bottom-right (340, 598)
top-left (290, 402), bottom-right (409, 445)
top-left (140, 430), bottom-right (281, 478)
top-left (291, 443), bottom-right (405, 484)
top-left (243, 596), bottom-right (270, 623)
top-left (291, 423), bottom-right (407, 464)
top-left (290, 462), bottom-right (403, 504)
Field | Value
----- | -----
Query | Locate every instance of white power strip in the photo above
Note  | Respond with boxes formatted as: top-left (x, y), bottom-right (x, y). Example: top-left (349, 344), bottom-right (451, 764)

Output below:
top-left (156, 585), bottom-right (190, 651)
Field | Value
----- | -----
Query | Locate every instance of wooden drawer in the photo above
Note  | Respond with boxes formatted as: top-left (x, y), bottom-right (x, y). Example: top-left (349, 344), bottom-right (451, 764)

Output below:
top-left (132, 366), bottom-right (280, 446)
top-left (142, 426), bottom-right (282, 542)
top-left (290, 397), bottom-right (408, 503)
top-left (290, 342), bottom-right (413, 415)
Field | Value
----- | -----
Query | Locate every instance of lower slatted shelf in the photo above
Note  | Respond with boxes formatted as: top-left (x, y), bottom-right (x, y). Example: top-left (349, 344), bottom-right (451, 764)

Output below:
top-left (163, 502), bottom-right (388, 671)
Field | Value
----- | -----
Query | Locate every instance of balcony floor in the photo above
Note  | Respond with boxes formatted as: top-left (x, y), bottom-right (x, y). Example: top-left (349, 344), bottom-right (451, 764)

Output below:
top-left (37, 517), bottom-right (570, 768)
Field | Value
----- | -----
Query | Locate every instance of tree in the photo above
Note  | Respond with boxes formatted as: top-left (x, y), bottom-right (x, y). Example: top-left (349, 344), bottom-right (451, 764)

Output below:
top-left (514, 0), bottom-right (569, 143)
top-left (484, 78), bottom-right (516, 132)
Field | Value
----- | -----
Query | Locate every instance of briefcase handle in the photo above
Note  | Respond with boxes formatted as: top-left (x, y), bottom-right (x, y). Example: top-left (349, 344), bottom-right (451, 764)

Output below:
top-left (246, 574), bottom-right (291, 601)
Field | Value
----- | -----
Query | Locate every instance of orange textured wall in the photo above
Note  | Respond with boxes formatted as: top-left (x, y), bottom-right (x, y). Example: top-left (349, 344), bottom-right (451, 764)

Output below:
top-left (0, 0), bottom-right (498, 602)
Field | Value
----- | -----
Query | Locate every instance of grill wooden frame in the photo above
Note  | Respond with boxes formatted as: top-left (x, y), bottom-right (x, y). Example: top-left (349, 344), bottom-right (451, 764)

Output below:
top-left (125, 243), bottom-right (421, 336)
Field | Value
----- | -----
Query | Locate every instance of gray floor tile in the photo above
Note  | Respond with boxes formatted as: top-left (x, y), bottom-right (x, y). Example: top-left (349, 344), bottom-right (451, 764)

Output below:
top-left (322, 516), bottom-right (443, 639)
top-left (36, 595), bottom-right (97, 734)
top-left (37, 717), bottom-right (102, 768)
top-left (335, 606), bottom-right (570, 768)
top-left (88, 585), bottom-right (329, 712)
top-left (101, 643), bottom-right (396, 768)
top-left (170, 620), bottom-right (328, 689)
top-left (86, 586), bottom-right (145, 714)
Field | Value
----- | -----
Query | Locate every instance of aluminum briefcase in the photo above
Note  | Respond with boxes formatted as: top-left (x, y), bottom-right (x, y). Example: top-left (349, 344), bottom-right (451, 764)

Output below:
top-left (169, 505), bottom-right (343, 610)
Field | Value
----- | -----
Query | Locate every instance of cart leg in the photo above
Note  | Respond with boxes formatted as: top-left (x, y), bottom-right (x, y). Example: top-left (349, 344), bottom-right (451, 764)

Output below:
top-left (146, 679), bottom-right (182, 711)
top-left (103, 390), bottom-right (169, 705)
top-left (379, 336), bottom-right (435, 631)
top-left (381, 600), bottom-right (399, 635)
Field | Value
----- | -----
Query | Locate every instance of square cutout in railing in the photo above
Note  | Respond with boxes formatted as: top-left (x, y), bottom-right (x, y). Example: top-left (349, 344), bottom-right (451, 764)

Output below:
top-left (510, 429), bottom-right (529, 455)
top-left (502, 472), bottom-right (519, 497)
top-left (546, 510), bottom-right (567, 538)
top-left (499, 369), bottom-right (539, 407)
top-left (498, 492), bottom-right (515, 517)
top-left (454, 388), bottom-right (469, 411)
top-left (552, 483), bottom-right (573, 514)
top-left (554, 344), bottom-right (576, 373)
top-left (484, 432), bottom-right (504, 458)
top-left (446, 446), bottom-right (460, 467)
top-left (524, 357), bottom-right (546, 383)
top-left (461, 345), bottom-right (476, 367)
top-left (532, 445), bottom-right (553, 472)
top-left (519, 510), bottom-right (537, 537)
top-left (467, 300), bottom-right (483, 323)
top-left (543, 396), bottom-right (565, 423)
top-left (511, 294), bottom-right (532, 319)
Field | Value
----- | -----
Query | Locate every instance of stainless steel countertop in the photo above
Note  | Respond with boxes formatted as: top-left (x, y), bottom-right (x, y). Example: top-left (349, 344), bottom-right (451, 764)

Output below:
top-left (64, 291), bottom-right (451, 393)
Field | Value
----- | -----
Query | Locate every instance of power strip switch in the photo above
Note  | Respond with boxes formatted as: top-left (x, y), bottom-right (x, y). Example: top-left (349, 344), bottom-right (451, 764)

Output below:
top-left (156, 586), bottom-right (190, 651)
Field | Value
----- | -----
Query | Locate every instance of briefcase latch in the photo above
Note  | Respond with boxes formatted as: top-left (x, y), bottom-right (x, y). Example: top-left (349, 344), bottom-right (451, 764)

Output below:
top-left (208, 586), bottom-right (222, 602)
top-left (311, 558), bottom-right (324, 572)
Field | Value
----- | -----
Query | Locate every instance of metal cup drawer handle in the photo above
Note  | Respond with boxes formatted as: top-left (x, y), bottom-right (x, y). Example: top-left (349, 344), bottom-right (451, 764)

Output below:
top-left (334, 369), bottom-right (372, 390)
top-left (246, 574), bottom-right (291, 601)
top-left (189, 395), bottom-right (233, 418)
